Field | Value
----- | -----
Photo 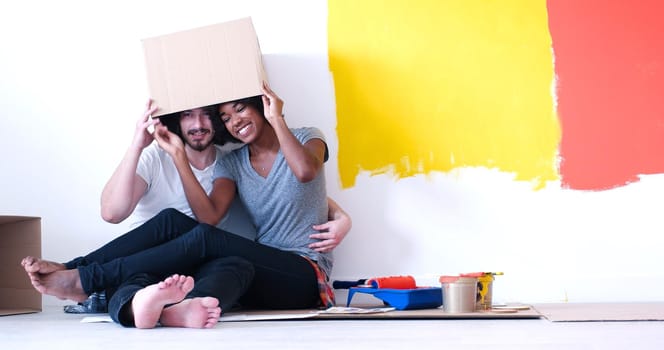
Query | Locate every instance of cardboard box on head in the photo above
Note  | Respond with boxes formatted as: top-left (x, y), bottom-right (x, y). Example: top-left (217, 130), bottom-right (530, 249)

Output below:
top-left (142, 17), bottom-right (267, 118)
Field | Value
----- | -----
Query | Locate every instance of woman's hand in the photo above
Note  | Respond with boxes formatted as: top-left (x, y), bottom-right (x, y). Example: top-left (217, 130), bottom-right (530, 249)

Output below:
top-left (261, 81), bottom-right (284, 125)
top-left (153, 122), bottom-right (185, 158)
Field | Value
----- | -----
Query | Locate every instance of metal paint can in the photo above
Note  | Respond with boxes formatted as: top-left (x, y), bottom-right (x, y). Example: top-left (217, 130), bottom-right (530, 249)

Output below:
top-left (439, 276), bottom-right (477, 313)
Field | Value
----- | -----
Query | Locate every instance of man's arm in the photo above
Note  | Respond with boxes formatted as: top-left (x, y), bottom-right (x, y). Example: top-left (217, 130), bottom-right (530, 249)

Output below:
top-left (100, 101), bottom-right (156, 223)
top-left (308, 197), bottom-right (352, 253)
top-left (100, 148), bottom-right (148, 223)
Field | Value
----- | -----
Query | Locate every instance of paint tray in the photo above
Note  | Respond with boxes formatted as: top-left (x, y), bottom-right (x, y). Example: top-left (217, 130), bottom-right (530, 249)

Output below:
top-left (346, 287), bottom-right (443, 310)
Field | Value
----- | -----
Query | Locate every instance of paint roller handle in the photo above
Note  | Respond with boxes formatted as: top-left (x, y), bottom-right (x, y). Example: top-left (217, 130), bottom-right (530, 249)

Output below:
top-left (332, 279), bottom-right (367, 289)
top-left (333, 275), bottom-right (417, 289)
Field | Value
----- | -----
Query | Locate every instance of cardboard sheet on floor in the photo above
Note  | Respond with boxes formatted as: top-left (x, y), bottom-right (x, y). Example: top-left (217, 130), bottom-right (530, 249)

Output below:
top-left (532, 303), bottom-right (664, 322)
top-left (81, 305), bottom-right (541, 323)
top-left (220, 305), bottom-right (542, 321)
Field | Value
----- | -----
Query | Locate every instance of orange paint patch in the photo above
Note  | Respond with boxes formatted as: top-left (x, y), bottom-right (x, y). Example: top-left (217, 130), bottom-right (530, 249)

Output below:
top-left (549, 0), bottom-right (664, 190)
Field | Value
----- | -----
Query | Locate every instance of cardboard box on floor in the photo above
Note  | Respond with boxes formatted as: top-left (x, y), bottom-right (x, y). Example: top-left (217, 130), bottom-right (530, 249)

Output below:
top-left (0, 216), bottom-right (41, 316)
top-left (142, 17), bottom-right (267, 117)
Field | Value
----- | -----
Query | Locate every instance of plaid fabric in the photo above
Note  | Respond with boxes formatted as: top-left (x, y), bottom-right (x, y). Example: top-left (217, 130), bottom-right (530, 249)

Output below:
top-left (302, 256), bottom-right (335, 309)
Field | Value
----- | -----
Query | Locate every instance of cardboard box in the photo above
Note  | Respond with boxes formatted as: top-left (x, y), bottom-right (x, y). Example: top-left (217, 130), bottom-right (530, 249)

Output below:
top-left (142, 17), bottom-right (267, 117)
top-left (0, 216), bottom-right (41, 316)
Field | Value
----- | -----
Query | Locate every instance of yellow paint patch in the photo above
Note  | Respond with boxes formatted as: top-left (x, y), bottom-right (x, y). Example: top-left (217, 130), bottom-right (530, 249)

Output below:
top-left (328, 0), bottom-right (560, 188)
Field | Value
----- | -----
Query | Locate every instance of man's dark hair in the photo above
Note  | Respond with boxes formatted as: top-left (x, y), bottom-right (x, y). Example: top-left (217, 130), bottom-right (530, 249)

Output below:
top-left (160, 95), bottom-right (265, 145)
top-left (158, 103), bottom-right (236, 145)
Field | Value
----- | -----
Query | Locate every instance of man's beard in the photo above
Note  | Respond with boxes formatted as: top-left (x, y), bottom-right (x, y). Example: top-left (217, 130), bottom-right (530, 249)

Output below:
top-left (186, 138), bottom-right (213, 152)
top-left (185, 128), bottom-right (214, 152)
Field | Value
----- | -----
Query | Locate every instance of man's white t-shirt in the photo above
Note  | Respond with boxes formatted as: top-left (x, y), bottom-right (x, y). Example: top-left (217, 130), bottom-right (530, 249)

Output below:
top-left (129, 142), bottom-right (256, 240)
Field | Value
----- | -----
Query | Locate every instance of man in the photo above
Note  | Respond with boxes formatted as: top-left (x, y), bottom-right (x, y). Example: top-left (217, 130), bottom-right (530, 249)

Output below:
top-left (63, 100), bottom-right (351, 313)
top-left (101, 100), bottom-right (256, 236)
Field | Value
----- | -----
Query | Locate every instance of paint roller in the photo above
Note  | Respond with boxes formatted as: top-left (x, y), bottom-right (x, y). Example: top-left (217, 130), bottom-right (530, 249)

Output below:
top-left (333, 275), bottom-right (417, 289)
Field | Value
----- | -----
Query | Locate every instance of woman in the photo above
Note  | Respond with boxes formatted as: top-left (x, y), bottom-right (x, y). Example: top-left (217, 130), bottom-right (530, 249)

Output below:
top-left (152, 81), bottom-right (334, 309)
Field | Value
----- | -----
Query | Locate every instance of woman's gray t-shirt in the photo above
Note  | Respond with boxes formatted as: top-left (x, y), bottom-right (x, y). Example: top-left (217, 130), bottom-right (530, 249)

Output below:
top-left (213, 127), bottom-right (332, 277)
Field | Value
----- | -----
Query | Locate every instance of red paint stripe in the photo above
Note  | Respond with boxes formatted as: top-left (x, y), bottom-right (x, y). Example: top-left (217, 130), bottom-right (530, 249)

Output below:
top-left (548, 0), bottom-right (664, 190)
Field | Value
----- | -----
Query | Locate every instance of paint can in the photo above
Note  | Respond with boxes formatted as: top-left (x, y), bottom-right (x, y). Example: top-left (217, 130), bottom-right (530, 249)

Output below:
top-left (439, 276), bottom-right (477, 313)
top-left (460, 272), bottom-right (503, 310)
top-left (476, 274), bottom-right (494, 310)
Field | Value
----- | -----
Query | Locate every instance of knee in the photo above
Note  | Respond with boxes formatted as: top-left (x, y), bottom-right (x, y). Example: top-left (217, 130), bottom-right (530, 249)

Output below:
top-left (157, 208), bottom-right (185, 219)
top-left (156, 208), bottom-right (198, 227)
top-left (198, 222), bottom-right (218, 231)
top-left (189, 223), bottom-right (220, 239)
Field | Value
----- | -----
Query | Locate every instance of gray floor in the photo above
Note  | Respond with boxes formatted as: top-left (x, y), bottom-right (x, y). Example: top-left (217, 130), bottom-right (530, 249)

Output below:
top-left (2, 305), bottom-right (664, 349)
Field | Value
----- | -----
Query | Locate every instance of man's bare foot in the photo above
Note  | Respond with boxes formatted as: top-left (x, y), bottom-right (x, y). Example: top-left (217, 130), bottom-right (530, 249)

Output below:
top-left (131, 274), bottom-right (194, 329)
top-left (160, 297), bottom-right (221, 329)
top-left (30, 269), bottom-right (88, 302)
top-left (21, 256), bottom-right (66, 279)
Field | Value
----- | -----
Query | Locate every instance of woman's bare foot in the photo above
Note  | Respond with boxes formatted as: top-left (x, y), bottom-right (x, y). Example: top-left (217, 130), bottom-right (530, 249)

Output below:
top-left (131, 274), bottom-right (194, 329)
top-left (160, 297), bottom-right (221, 329)
top-left (21, 256), bottom-right (66, 279)
top-left (30, 269), bottom-right (88, 302)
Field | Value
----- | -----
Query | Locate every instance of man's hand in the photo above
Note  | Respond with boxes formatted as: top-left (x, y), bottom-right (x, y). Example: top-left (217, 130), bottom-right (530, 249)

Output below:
top-left (133, 99), bottom-right (159, 150)
top-left (308, 212), bottom-right (352, 253)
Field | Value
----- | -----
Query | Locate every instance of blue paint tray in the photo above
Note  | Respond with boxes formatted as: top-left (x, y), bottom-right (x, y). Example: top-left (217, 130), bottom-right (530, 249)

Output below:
top-left (346, 287), bottom-right (443, 310)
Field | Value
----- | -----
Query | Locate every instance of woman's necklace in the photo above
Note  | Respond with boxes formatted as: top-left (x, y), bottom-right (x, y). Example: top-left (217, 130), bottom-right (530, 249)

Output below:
top-left (252, 156), bottom-right (272, 174)
top-left (250, 144), bottom-right (277, 175)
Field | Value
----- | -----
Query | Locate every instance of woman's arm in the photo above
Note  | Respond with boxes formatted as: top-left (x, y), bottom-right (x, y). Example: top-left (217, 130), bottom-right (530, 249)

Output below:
top-left (152, 123), bottom-right (235, 225)
top-left (261, 83), bottom-right (326, 182)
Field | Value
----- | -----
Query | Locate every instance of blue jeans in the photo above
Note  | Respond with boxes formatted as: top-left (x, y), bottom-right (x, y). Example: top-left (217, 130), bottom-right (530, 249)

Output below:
top-left (109, 256), bottom-right (254, 327)
top-left (66, 209), bottom-right (320, 310)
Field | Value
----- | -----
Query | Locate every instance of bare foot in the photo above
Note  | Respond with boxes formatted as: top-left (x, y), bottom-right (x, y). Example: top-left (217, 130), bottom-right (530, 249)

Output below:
top-left (30, 269), bottom-right (88, 302)
top-left (131, 274), bottom-right (194, 329)
top-left (160, 297), bottom-right (221, 329)
top-left (21, 256), bottom-right (66, 279)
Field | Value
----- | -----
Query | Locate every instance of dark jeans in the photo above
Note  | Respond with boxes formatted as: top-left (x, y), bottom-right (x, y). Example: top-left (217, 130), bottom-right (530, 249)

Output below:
top-left (67, 209), bottom-right (320, 310)
top-left (64, 208), bottom-right (200, 270)
top-left (109, 256), bottom-right (254, 327)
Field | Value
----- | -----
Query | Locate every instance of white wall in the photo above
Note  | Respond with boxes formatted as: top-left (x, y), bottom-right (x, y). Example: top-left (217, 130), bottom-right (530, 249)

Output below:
top-left (1, 0), bottom-right (662, 306)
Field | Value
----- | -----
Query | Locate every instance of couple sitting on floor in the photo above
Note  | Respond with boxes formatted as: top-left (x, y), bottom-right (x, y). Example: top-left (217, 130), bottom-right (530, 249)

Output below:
top-left (22, 83), bottom-right (351, 329)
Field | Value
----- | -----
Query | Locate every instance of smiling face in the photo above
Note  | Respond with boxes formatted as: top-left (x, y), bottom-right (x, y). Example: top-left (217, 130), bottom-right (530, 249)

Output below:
top-left (178, 108), bottom-right (216, 151)
top-left (218, 98), bottom-right (265, 144)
